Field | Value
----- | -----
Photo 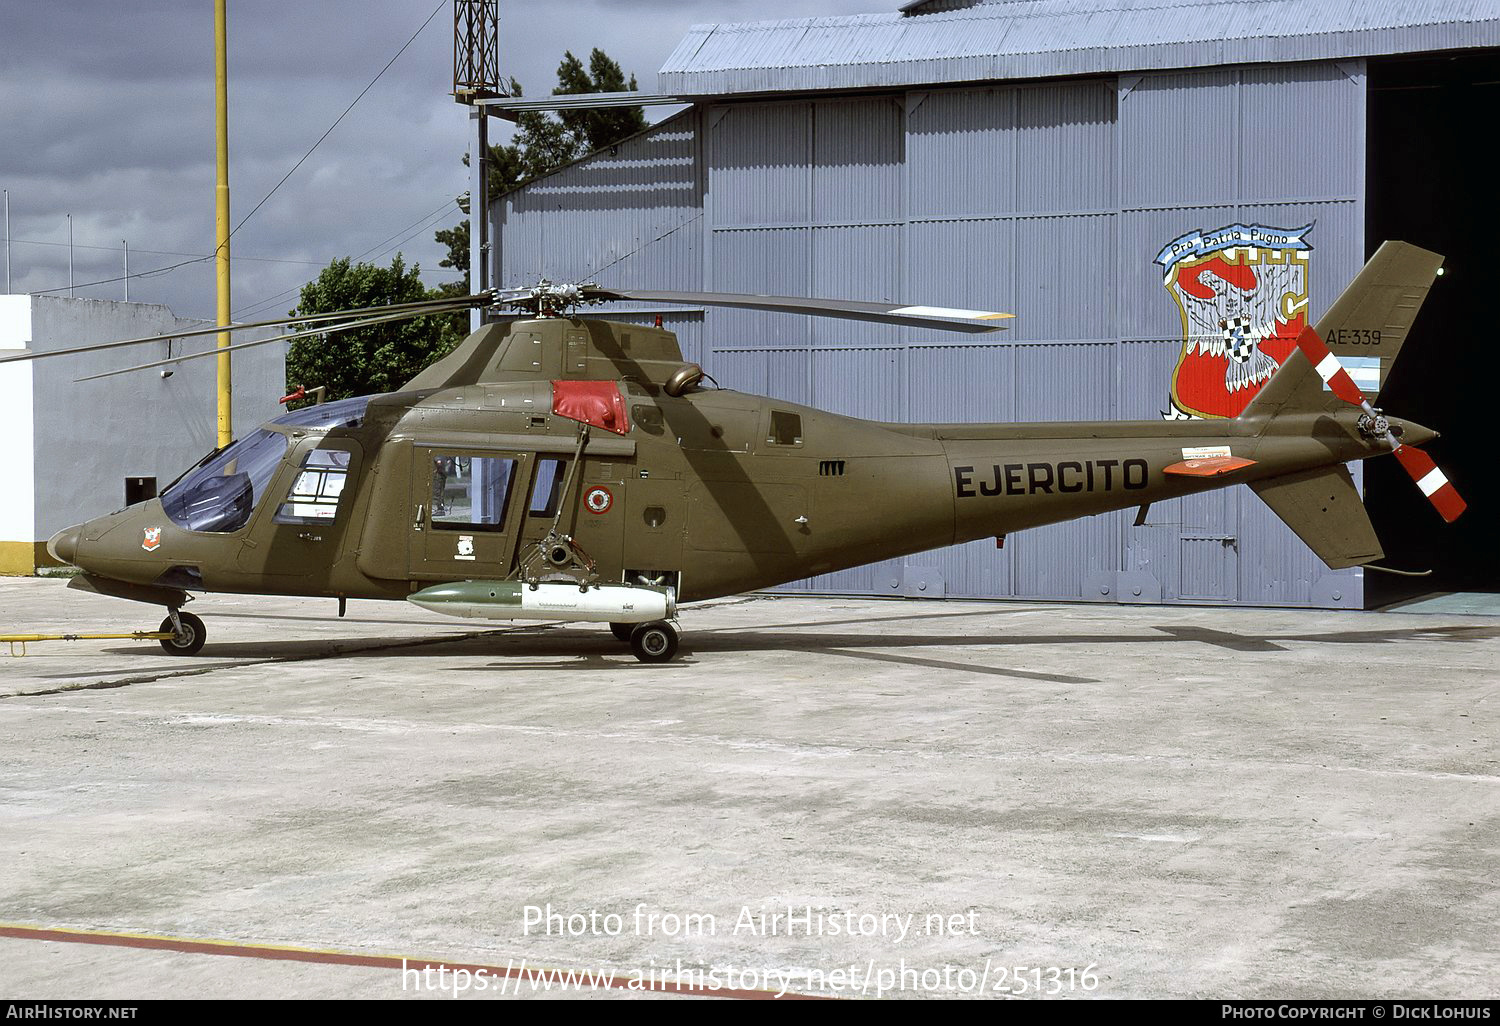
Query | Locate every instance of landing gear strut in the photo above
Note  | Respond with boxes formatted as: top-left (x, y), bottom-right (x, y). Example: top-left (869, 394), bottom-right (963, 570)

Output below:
top-left (158, 610), bottom-right (206, 656)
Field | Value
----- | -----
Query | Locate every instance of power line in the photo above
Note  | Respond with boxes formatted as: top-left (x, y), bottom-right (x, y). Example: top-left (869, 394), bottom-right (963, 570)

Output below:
top-left (365, 202), bottom-right (465, 266)
top-left (30, 255), bottom-right (213, 296)
top-left (235, 197), bottom-right (463, 321)
top-left (233, 283), bottom-right (313, 322)
top-left (233, 279), bottom-right (314, 322)
top-left (223, 0), bottom-right (449, 321)
top-left (13, 3), bottom-right (450, 308)
top-left (585, 212), bottom-right (705, 282)
top-left (221, 0), bottom-right (447, 251)
top-left (20, 196), bottom-right (462, 308)
top-left (353, 197), bottom-right (463, 263)
top-left (9, 235), bottom-right (327, 267)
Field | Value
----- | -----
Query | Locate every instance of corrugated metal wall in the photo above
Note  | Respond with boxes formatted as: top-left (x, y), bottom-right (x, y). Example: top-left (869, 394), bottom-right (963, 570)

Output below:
top-left (494, 60), bottom-right (1369, 607)
top-left (496, 111), bottom-right (707, 364)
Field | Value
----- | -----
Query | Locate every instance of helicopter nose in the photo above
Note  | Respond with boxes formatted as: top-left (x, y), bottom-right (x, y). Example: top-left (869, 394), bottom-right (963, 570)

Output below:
top-left (47, 525), bottom-right (81, 565)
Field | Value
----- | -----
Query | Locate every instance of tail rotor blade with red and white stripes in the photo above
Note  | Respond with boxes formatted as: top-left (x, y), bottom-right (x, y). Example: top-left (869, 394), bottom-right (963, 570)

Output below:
top-left (1295, 325), bottom-right (1370, 407)
top-left (1294, 325), bottom-right (1466, 523)
top-left (1392, 445), bottom-right (1467, 523)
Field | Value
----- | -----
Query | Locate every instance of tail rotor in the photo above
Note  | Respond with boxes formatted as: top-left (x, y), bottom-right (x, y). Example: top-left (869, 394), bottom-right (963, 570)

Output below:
top-left (1294, 324), bottom-right (1466, 523)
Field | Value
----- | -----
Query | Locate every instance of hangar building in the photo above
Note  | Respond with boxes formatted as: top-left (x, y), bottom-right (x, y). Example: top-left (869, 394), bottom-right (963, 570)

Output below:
top-left (490, 0), bottom-right (1499, 608)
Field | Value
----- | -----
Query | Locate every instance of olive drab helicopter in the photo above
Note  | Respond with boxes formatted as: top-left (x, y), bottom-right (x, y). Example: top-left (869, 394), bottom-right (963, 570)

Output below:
top-left (3, 241), bottom-right (1465, 662)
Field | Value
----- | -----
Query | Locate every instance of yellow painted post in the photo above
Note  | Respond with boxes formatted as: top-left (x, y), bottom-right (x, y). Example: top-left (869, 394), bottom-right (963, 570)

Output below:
top-left (214, 0), bottom-right (232, 448)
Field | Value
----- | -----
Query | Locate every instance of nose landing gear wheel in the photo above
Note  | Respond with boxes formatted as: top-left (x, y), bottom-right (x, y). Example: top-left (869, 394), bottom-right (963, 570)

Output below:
top-left (158, 611), bottom-right (206, 656)
top-left (629, 620), bottom-right (679, 663)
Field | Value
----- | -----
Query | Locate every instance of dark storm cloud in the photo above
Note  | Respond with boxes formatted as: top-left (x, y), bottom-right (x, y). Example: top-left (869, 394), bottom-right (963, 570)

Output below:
top-left (1, 0), bottom-right (879, 321)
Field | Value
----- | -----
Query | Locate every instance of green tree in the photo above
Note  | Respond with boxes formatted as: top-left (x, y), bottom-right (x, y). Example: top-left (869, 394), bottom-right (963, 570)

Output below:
top-left (434, 219), bottom-right (470, 276)
top-left (285, 254), bottom-right (465, 401)
top-left (555, 48), bottom-right (648, 153)
top-left (436, 50), bottom-right (647, 276)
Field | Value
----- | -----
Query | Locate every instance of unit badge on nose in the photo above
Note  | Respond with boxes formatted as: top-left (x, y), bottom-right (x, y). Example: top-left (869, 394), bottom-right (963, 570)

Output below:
top-left (142, 527), bottom-right (163, 552)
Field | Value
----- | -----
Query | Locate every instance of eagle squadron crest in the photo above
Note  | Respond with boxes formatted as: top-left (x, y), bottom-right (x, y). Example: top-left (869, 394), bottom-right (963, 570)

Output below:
top-left (1155, 222), bottom-right (1314, 419)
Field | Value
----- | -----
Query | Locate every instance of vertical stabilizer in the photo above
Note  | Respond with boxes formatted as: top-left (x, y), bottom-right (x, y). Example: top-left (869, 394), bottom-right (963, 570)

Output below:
top-left (1244, 241), bottom-right (1443, 420)
top-left (1240, 241), bottom-right (1447, 569)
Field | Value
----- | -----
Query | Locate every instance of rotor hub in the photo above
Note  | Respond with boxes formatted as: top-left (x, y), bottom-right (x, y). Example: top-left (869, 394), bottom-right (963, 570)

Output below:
top-left (504, 280), bottom-right (605, 318)
top-left (1358, 410), bottom-right (1391, 440)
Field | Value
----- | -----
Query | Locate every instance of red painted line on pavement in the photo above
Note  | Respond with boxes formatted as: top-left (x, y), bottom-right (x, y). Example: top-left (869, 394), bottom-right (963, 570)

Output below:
top-left (0, 923), bottom-right (826, 1000)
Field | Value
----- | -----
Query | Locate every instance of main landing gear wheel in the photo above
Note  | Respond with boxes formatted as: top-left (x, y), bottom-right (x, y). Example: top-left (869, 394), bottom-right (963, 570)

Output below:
top-left (609, 621), bottom-right (634, 643)
top-left (629, 620), bottom-right (679, 663)
top-left (158, 611), bottom-right (206, 657)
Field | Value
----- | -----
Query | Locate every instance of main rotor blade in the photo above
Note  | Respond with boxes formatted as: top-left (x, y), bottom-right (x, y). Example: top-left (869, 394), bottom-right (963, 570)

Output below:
top-left (0, 292), bottom-right (491, 367)
top-left (580, 288), bottom-right (1012, 334)
top-left (72, 304), bottom-right (471, 383)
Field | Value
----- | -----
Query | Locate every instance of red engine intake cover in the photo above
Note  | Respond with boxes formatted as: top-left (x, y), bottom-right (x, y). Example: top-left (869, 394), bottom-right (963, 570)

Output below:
top-left (551, 380), bottom-right (632, 436)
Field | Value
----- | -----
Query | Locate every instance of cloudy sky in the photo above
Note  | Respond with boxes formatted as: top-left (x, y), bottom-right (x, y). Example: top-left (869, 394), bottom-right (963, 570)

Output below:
top-left (1, 0), bottom-right (879, 324)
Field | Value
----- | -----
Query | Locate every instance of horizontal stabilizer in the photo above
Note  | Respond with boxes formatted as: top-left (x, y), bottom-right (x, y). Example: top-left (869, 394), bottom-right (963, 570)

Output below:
top-left (1249, 465), bottom-right (1383, 570)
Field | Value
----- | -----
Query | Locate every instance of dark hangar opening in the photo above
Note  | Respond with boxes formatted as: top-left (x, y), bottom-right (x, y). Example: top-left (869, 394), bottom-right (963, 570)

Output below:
top-left (1365, 50), bottom-right (1500, 605)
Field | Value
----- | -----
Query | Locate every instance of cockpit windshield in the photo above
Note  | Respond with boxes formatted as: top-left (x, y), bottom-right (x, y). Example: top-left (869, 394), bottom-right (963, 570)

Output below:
top-left (161, 429), bottom-right (288, 533)
top-left (158, 396), bottom-right (373, 534)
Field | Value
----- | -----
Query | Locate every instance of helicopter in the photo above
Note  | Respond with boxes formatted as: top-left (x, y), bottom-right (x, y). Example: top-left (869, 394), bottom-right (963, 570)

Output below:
top-left (4, 241), bottom-right (1463, 662)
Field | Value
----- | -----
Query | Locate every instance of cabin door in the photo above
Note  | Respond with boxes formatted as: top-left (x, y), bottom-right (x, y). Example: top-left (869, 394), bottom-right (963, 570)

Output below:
top-left (409, 446), bottom-right (533, 580)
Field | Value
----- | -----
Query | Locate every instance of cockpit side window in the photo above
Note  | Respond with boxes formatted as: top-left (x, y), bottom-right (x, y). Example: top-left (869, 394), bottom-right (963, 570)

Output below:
top-left (528, 458), bottom-right (567, 517)
top-left (431, 455), bottom-right (516, 531)
top-left (161, 429), bottom-right (288, 533)
top-left (273, 449), bottom-right (352, 525)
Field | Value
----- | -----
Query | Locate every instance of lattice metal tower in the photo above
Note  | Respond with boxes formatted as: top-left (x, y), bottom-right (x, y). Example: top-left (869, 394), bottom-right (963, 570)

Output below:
top-left (453, 1), bottom-right (502, 327)
top-left (453, 0), bottom-right (502, 100)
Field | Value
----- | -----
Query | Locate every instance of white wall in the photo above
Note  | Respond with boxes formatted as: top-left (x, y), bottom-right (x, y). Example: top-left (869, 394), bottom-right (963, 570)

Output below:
top-left (29, 296), bottom-right (286, 539)
top-left (0, 295), bottom-right (35, 548)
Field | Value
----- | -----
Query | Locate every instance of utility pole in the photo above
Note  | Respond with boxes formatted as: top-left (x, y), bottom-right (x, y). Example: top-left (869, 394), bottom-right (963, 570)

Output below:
top-left (67, 214), bottom-right (73, 297)
top-left (123, 241), bottom-right (129, 302)
top-left (4, 190), bottom-right (10, 294)
top-left (214, 0), bottom-right (233, 447)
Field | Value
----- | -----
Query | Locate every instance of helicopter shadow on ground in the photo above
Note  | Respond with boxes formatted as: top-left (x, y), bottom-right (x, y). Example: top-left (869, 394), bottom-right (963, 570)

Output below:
top-left (668, 620), bottom-right (1500, 685)
top-left (78, 612), bottom-right (1496, 691)
top-left (340, 618), bottom-right (1500, 687)
top-left (80, 610), bottom-right (1025, 671)
top-left (81, 628), bottom-right (546, 676)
